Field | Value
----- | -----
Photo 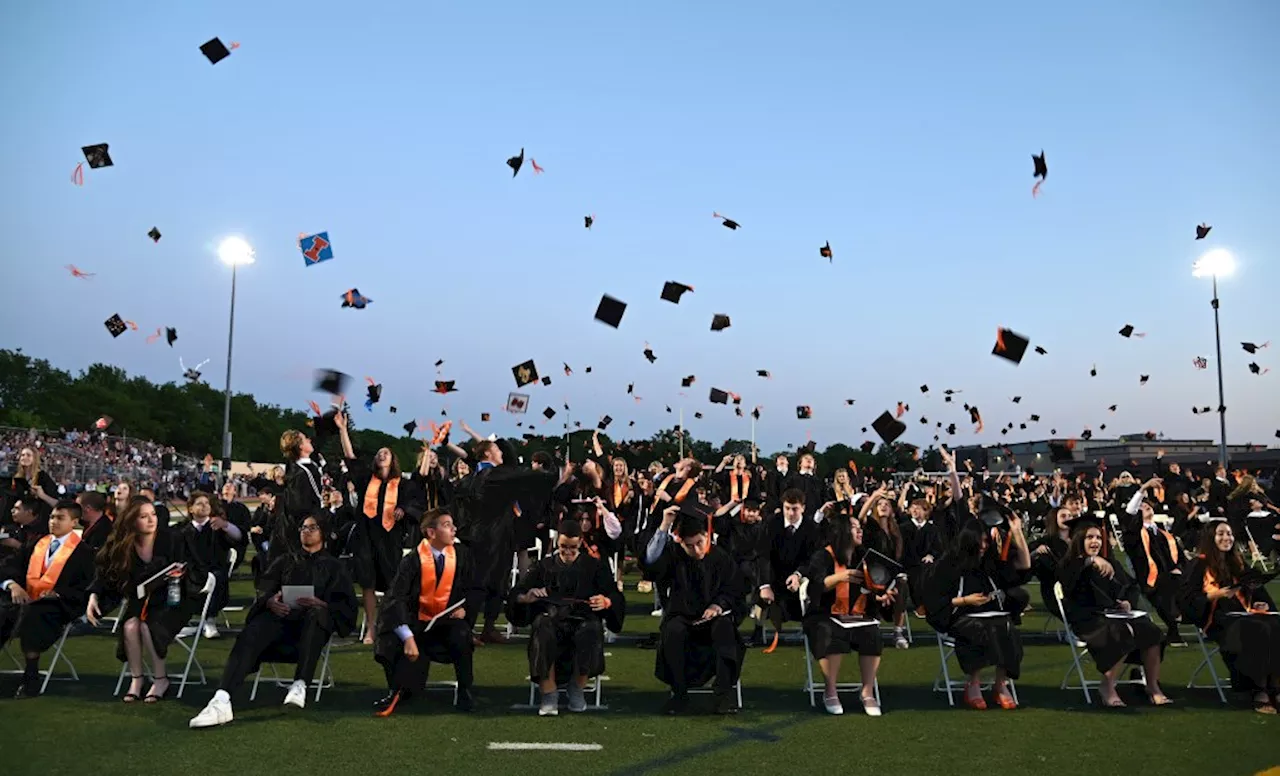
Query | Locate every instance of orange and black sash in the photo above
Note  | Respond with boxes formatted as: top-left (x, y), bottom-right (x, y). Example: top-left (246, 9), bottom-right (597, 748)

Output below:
top-left (826, 546), bottom-right (852, 615)
top-left (25, 532), bottom-right (80, 599)
top-left (1140, 525), bottom-right (1179, 587)
top-left (658, 475), bottom-right (696, 504)
top-left (1202, 564), bottom-right (1249, 630)
top-left (416, 541), bottom-right (456, 621)
top-left (729, 471), bottom-right (751, 503)
top-left (364, 475), bottom-right (400, 531)
top-left (990, 526), bottom-right (1013, 562)
top-left (612, 480), bottom-right (629, 510)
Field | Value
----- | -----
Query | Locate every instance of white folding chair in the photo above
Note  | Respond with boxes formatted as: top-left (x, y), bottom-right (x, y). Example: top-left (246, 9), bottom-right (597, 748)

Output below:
top-left (1052, 581), bottom-right (1147, 703)
top-left (219, 548), bottom-right (245, 631)
top-left (1, 622), bottom-right (80, 693)
top-left (515, 674), bottom-right (608, 711)
top-left (1186, 627), bottom-right (1229, 704)
top-left (688, 677), bottom-right (743, 707)
top-left (931, 620), bottom-right (1020, 707)
top-left (799, 579), bottom-right (881, 707)
top-left (250, 636), bottom-right (336, 702)
top-left (113, 572), bottom-right (218, 699)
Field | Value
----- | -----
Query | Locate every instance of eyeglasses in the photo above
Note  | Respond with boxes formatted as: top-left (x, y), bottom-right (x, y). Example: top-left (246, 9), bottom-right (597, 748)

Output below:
top-left (299, 524), bottom-right (321, 533)
top-left (557, 544), bottom-right (581, 552)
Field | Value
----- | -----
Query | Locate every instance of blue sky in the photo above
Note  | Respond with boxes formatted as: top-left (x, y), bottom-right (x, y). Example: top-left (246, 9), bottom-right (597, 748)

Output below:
top-left (2, 1), bottom-right (1278, 454)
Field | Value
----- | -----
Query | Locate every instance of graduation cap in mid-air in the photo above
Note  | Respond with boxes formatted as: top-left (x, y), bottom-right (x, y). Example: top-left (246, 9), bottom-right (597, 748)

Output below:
top-left (1195, 223), bottom-right (1212, 240)
top-left (82, 144), bottom-right (112, 169)
top-left (709, 388), bottom-right (729, 405)
top-left (796, 405), bottom-right (812, 420)
top-left (402, 420), bottom-right (418, 435)
top-left (584, 215), bottom-right (594, 229)
top-left (711, 314), bottom-right (731, 332)
top-left (1034, 346), bottom-right (1048, 355)
top-left (597, 415), bottom-right (612, 431)
top-left (164, 327), bottom-right (178, 347)
top-left (182, 358), bottom-right (210, 384)
top-left (364, 380), bottom-right (382, 410)
top-left (104, 314), bottom-right (128, 338)
top-left (757, 370), bottom-right (772, 379)
top-left (200, 37), bottom-right (235, 65)
top-left (1241, 341), bottom-right (1269, 354)
top-left (341, 288), bottom-right (372, 309)
top-left (480, 413), bottom-right (490, 422)
top-left (859, 441), bottom-right (876, 454)
top-left (434, 380), bottom-right (457, 394)
top-left (1118, 324), bottom-right (1145, 338)
top-left (751, 406), bottom-right (761, 420)
top-left (594, 294), bottom-right (627, 328)
top-left (507, 393), bottom-right (529, 414)
top-left (819, 241), bottom-right (832, 261)
top-left (299, 232), bottom-right (333, 266)
top-left (1192, 406), bottom-right (1212, 415)
top-left (681, 375), bottom-right (696, 388)
top-left (1031, 150), bottom-right (1047, 196)
top-left (512, 359), bottom-right (539, 388)
top-left (1139, 375), bottom-right (1150, 385)
top-left (1249, 362), bottom-right (1269, 375)
top-left (871, 411), bottom-right (906, 444)
top-left (845, 399), bottom-right (856, 406)
top-left (313, 369), bottom-right (350, 397)
top-left (1090, 364), bottom-right (1098, 378)
top-left (642, 345), bottom-right (657, 363)
top-left (713, 212), bottom-right (740, 230)
top-left (148, 227), bottom-right (162, 243)
top-left (920, 385), bottom-right (929, 394)
top-left (661, 281), bottom-right (694, 304)
top-left (540, 375), bottom-right (552, 386)
top-left (992, 328), bottom-right (1030, 365)
top-left (507, 148), bottom-right (524, 177)
top-left (542, 406), bottom-right (556, 421)
top-left (859, 549), bottom-right (903, 591)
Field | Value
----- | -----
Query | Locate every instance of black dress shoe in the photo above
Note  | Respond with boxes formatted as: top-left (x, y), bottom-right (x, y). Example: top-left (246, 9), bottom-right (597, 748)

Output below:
top-left (373, 690), bottom-right (404, 717)
top-left (713, 693), bottom-right (739, 715)
top-left (455, 688), bottom-right (474, 712)
top-left (661, 692), bottom-right (688, 716)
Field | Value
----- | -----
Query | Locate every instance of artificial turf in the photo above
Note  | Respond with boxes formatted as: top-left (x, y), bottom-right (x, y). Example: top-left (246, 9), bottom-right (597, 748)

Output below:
top-left (3, 566), bottom-right (1277, 776)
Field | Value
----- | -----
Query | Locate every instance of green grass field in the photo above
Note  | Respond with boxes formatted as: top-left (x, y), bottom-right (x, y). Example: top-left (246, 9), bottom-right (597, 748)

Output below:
top-left (4, 566), bottom-right (1278, 776)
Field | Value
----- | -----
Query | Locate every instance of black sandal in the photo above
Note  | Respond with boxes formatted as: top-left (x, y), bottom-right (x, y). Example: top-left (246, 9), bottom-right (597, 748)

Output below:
top-left (123, 674), bottom-right (144, 703)
top-left (144, 677), bottom-right (171, 703)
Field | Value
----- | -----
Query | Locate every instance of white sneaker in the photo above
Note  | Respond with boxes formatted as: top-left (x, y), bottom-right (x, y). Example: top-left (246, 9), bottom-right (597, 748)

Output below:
top-left (203, 623), bottom-right (221, 640)
top-left (283, 680), bottom-right (307, 709)
top-left (567, 683), bottom-right (587, 713)
top-left (538, 692), bottom-right (559, 716)
top-left (650, 608), bottom-right (664, 617)
top-left (894, 630), bottom-right (909, 650)
top-left (823, 695), bottom-right (844, 715)
top-left (189, 691), bottom-right (233, 729)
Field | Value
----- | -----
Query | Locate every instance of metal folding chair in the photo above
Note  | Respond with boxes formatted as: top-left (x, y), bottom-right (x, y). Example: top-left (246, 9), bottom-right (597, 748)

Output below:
top-left (1053, 581), bottom-right (1147, 703)
top-left (113, 572), bottom-right (218, 699)
top-left (1, 622), bottom-right (80, 693)
top-left (931, 619), bottom-right (1020, 707)
top-left (1186, 627), bottom-right (1229, 704)
top-left (250, 636), bottom-right (336, 703)
top-left (799, 579), bottom-right (881, 707)
top-left (219, 548), bottom-right (245, 632)
top-left (514, 674), bottom-right (608, 711)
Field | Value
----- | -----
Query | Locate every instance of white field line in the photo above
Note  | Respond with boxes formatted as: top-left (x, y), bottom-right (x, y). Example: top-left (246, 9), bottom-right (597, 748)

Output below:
top-left (487, 743), bottom-right (603, 752)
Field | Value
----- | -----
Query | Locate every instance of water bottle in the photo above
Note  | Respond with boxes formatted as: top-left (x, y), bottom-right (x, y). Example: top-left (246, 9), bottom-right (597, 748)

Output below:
top-left (166, 575), bottom-right (181, 607)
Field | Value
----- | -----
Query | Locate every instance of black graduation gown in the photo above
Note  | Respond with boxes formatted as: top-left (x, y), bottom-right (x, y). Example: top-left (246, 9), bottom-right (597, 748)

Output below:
top-left (1179, 559), bottom-right (1280, 693)
top-left (721, 515), bottom-right (770, 599)
top-left (803, 547), bottom-right (885, 658)
top-left (1058, 556), bottom-right (1164, 672)
top-left (455, 456), bottom-right (558, 596)
top-left (0, 530), bottom-right (95, 653)
top-left (760, 516), bottom-right (819, 621)
top-left (1029, 533), bottom-right (1069, 616)
top-left (715, 470), bottom-right (761, 504)
top-left (922, 554), bottom-right (1024, 678)
top-left (901, 517), bottom-right (945, 604)
top-left (783, 471), bottom-right (826, 514)
top-left (89, 530), bottom-right (199, 662)
top-left (174, 520), bottom-right (236, 614)
top-left (508, 554), bottom-right (625, 682)
top-left (248, 550), bottom-right (357, 638)
top-left (274, 457), bottom-right (327, 561)
top-left (349, 462), bottom-right (425, 592)
top-left (639, 541), bottom-right (746, 689)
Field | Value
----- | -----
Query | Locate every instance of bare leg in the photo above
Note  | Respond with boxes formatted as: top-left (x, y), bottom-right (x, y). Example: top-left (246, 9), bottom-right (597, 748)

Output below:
top-left (121, 618), bottom-right (145, 698)
top-left (362, 588), bottom-right (377, 645)
top-left (859, 655), bottom-right (880, 700)
top-left (538, 666), bottom-right (558, 697)
top-left (1142, 645), bottom-right (1169, 703)
top-left (992, 667), bottom-right (1009, 695)
top-left (818, 654), bottom-right (843, 697)
top-left (572, 672), bottom-right (589, 689)
top-left (1099, 661), bottom-right (1127, 706)
top-left (140, 622), bottom-right (169, 699)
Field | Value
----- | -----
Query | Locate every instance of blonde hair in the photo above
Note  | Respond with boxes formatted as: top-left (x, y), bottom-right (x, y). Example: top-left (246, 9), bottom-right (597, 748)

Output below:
top-left (280, 430), bottom-right (305, 461)
top-left (16, 447), bottom-right (41, 483)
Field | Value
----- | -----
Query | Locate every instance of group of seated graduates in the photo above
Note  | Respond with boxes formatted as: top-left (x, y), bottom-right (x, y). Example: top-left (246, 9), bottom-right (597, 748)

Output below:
top-left (0, 420), bottom-right (1278, 724)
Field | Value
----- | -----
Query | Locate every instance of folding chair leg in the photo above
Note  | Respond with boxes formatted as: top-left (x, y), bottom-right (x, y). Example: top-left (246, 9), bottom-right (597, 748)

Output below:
top-left (314, 643), bottom-right (333, 702)
top-left (39, 627), bottom-right (78, 694)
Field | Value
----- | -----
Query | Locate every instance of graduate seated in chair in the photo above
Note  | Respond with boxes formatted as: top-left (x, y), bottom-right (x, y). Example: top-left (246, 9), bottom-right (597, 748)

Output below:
top-left (759, 489), bottom-right (819, 652)
top-left (508, 518), bottom-right (625, 716)
top-left (373, 508), bottom-right (477, 716)
top-left (1122, 478), bottom-right (1187, 646)
top-left (641, 504), bottom-right (746, 716)
top-left (188, 512), bottom-right (357, 728)
top-left (1058, 516), bottom-right (1170, 707)
top-left (0, 501), bottom-right (86, 699)
top-left (804, 512), bottom-right (893, 716)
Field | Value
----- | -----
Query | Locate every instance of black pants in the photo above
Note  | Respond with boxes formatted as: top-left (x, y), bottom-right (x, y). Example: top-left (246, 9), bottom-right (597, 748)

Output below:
top-left (1, 599), bottom-right (74, 655)
top-left (385, 617), bottom-right (474, 691)
top-left (661, 616), bottom-right (739, 695)
top-left (1142, 576), bottom-right (1182, 636)
top-left (528, 614), bottom-right (604, 682)
top-left (218, 610), bottom-right (332, 693)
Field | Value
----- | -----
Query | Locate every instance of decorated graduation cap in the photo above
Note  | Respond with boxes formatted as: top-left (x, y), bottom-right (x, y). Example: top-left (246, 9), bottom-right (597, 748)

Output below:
top-left (858, 549), bottom-right (903, 591)
top-left (507, 148), bottom-right (524, 177)
top-left (434, 380), bottom-right (457, 394)
top-left (104, 314), bottom-right (128, 338)
top-left (82, 144), bottom-right (112, 169)
top-left (512, 359), bottom-right (539, 388)
top-left (871, 411), bottom-right (906, 444)
top-left (480, 413), bottom-right (490, 422)
top-left (594, 294), bottom-right (626, 328)
top-left (713, 212), bottom-right (740, 230)
top-left (200, 37), bottom-right (236, 64)
top-left (506, 392), bottom-right (529, 413)
top-left (313, 369), bottom-right (350, 397)
top-left (819, 241), bottom-right (832, 261)
top-left (299, 232), bottom-right (333, 266)
top-left (341, 288), bottom-right (372, 309)
top-left (992, 327), bottom-right (1030, 365)
top-left (710, 314), bottom-right (731, 332)
top-left (661, 281), bottom-right (694, 304)
top-left (796, 405), bottom-right (812, 420)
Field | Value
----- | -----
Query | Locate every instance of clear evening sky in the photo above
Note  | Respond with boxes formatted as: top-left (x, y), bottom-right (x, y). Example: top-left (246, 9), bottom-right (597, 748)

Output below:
top-left (2, 1), bottom-right (1278, 454)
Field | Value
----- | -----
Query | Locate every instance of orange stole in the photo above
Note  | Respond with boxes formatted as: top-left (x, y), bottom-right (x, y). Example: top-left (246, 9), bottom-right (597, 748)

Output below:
top-left (1140, 526), bottom-right (1179, 587)
top-left (825, 546), bottom-right (854, 615)
top-left (658, 475), bottom-right (696, 505)
top-left (612, 481), bottom-right (629, 509)
top-left (364, 475), bottom-right (400, 531)
top-left (729, 471), bottom-right (751, 502)
top-left (25, 532), bottom-right (80, 598)
top-left (416, 542), bottom-right (456, 621)
top-left (1202, 565), bottom-right (1249, 630)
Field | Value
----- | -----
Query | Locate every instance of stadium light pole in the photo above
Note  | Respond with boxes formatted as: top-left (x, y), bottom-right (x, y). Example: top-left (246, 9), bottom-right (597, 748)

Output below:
top-left (1192, 248), bottom-right (1236, 472)
top-left (217, 237), bottom-right (255, 488)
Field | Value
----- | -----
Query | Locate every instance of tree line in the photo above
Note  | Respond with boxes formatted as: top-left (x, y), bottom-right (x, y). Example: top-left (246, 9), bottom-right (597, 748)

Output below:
top-left (0, 349), bottom-right (935, 475)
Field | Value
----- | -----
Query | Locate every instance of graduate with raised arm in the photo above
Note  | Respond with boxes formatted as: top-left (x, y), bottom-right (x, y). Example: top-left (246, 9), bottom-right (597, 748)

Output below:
top-left (373, 509), bottom-right (478, 716)
top-left (277, 410), bottom-right (356, 563)
top-left (641, 503), bottom-right (746, 715)
top-left (508, 518), bottom-right (625, 715)
top-left (1122, 477), bottom-right (1186, 646)
top-left (189, 512), bottom-right (357, 728)
top-left (348, 447), bottom-right (424, 645)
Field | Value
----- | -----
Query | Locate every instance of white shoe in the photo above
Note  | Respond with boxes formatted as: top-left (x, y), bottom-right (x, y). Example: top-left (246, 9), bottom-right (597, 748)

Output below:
top-left (894, 632), bottom-right (909, 650)
top-left (650, 608), bottom-right (664, 617)
top-left (283, 680), bottom-right (307, 709)
top-left (538, 692), bottom-right (559, 716)
top-left (861, 696), bottom-right (882, 717)
top-left (189, 692), bottom-right (233, 729)
top-left (823, 695), bottom-right (844, 715)
top-left (203, 623), bottom-right (221, 640)
top-left (567, 683), bottom-right (587, 713)
top-left (178, 625), bottom-right (198, 639)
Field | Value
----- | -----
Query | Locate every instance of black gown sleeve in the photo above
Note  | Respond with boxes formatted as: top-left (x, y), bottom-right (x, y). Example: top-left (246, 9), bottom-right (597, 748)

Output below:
top-left (319, 555), bottom-right (358, 637)
top-left (506, 560), bottom-right (548, 628)
top-left (592, 555), bottom-right (626, 633)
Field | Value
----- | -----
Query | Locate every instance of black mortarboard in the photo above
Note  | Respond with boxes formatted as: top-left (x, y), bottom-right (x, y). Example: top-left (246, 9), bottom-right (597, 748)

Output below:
top-left (945, 423), bottom-right (957, 435)
top-left (871, 411), bottom-right (906, 444)
top-left (714, 212), bottom-right (740, 230)
top-left (434, 380), bottom-right (457, 394)
top-left (975, 495), bottom-right (1008, 528)
top-left (919, 416), bottom-right (928, 424)
top-left (860, 441), bottom-right (875, 454)
top-left (542, 407), bottom-right (556, 420)
top-left (1065, 513), bottom-right (1105, 535)
top-left (148, 227), bottom-right (162, 243)
top-left (1118, 324), bottom-right (1139, 338)
top-left (584, 215), bottom-right (594, 229)
top-left (507, 147), bottom-right (524, 177)
top-left (1248, 362), bottom-right (1264, 375)
top-left (402, 420), bottom-right (417, 435)
top-left (1032, 150), bottom-right (1047, 180)
top-left (735, 407), bottom-right (743, 417)
top-left (598, 415), bottom-right (612, 431)
top-left (313, 369), bottom-right (349, 396)
top-left (1241, 342), bottom-right (1268, 354)
top-left (480, 413), bottom-right (490, 422)
top-left (681, 375), bottom-right (696, 388)
top-left (541, 375), bottom-right (552, 385)
top-left (920, 385), bottom-right (929, 393)
top-left (1019, 423), bottom-right (1027, 430)
top-left (757, 370), bottom-right (771, 379)
top-left (694, 412), bottom-right (703, 419)
top-left (660, 281), bottom-right (694, 304)
top-left (313, 409), bottom-right (340, 445)
top-left (859, 549), bottom-right (903, 589)
top-left (200, 37), bottom-right (232, 65)
top-left (594, 294), bottom-right (626, 328)
top-left (1011, 396), bottom-right (1021, 403)
top-left (1030, 414), bottom-right (1040, 422)
top-left (796, 405), bottom-right (812, 420)
top-left (365, 382), bottom-right (382, 405)
top-left (819, 241), bottom-right (832, 261)
top-left (82, 144), bottom-right (112, 169)
top-left (643, 346), bottom-right (657, 363)
top-left (845, 399), bottom-right (856, 406)
top-left (1034, 346), bottom-right (1047, 355)
top-left (751, 407), bottom-right (761, 420)
top-left (1192, 406), bottom-right (1212, 415)
top-left (1090, 364), bottom-right (1097, 377)
top-left (992, 328), bottom-right (1029, 365)
top-left (1108, 404), bottom-right (1117, 412)
top-left (1195, 223), bottom-right (1211, 240)
top-left (1099, 424), bottom-right (1107, 431)
top-left (512, 359), bottom-right (539, 387)
top-left (434, 359), bottom-right (444, 367)
top-left (709, 388), bottom-right (729, 405)
top-left (711, 314), bottom-right (731, 332)
top-left (389, 406), bottom-right (397, 413)
top-left (104, 314), bottom-right (127, 338)
top-left (164, 327), bottom-right (177, 346)
top-left (1139, 374), bottom-right (1150, 385)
